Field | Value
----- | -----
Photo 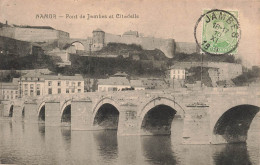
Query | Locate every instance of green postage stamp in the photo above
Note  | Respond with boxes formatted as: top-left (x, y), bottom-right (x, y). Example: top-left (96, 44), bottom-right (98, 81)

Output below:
top-left (200, 9), bottom-right (240, 55)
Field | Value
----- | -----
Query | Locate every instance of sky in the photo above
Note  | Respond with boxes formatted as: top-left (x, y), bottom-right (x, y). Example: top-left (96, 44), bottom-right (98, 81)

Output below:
top-left (0, 0), bottom-right (259, 66)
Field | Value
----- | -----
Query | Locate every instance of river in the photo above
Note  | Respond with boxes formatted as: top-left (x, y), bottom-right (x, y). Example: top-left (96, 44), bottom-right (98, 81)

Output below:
top-left (0, 116), bottom-right (259, 165)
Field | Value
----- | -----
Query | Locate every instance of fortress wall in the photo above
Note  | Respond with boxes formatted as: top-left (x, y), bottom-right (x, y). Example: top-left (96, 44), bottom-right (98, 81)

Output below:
top-left (175, 42), bottom-right (199, 54)
top-left (104, 33), bottom-right (122, 43)
top-left (57, 30), bottom-right (70, 39)
top-left (0, 27), bottom-right (15, 38)
top-left (105, 33), bottom-right (175, 58)
top-left (11, 28), bottom-right (62, 42)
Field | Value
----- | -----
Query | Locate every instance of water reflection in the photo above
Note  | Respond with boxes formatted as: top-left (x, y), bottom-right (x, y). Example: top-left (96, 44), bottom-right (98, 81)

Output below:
top-left (141, 136), bottom-right (178, 165)
top-left (93, 130), bottom-right (118, 161)
top-left (0, 119), bottom-right (259, 165)
top-left (38, 123), bottom-right (45, 140)
top-left (213, 143), bottom-right (252, 165)
top-left (61, 126), bottom-right (71, 152)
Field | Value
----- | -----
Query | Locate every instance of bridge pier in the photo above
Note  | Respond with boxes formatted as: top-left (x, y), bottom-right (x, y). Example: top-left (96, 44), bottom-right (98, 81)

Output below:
top-left (12, 105), bottom-right (23, 122)
top-left (24, 101), bottom-right (38, 123)
top-left (0, 103), bottom-right (3, 117)
top-left (117, 106), bottom-right (139, 136)
top-left (182, 106), bottom-right (211, 144)
top-left (1, 101), bottom-right (12, 117)
top-left (45, 101), bottom-right (61, 126)
top-left (71, 99), bottom-right (93, 130)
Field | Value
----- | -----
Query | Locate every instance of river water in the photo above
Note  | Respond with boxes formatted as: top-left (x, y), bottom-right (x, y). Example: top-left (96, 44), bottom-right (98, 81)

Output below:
top-left (0, 116), bottom-right (259, 165)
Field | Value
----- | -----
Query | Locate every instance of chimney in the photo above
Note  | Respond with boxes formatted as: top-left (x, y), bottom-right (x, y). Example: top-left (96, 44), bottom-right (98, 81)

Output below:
top-left (5, 20), bottom-right (7, 25)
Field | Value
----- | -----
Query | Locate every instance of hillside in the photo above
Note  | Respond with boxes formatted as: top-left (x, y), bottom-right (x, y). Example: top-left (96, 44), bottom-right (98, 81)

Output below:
top-left (170, 53), bottom-right (240, 64)
top-left (0, 53), bottom-right (58, 70)
top-left (91, 43), bottom-right (168, 61)
top-left (232, 67), bottom-right (260, 86)
top-left (54, 55), bottom-right (166, 78)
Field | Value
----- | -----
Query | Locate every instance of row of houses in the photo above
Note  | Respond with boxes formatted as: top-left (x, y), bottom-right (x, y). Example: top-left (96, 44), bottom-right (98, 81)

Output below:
top-left (0, 71), bottom-right (171, 100)
top-left (0, 61), bottom-right (244, 101)
top-left (0, 71), bottom-right (84, 100)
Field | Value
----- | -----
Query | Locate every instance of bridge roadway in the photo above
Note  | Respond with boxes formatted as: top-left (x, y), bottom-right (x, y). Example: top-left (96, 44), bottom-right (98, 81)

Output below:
top-left (1, 87), bottom-right (259, 144)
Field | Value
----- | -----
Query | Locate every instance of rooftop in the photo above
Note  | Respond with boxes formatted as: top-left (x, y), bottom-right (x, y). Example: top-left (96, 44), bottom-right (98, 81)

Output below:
top-left (98, 77), bottom-right (130, 86)
top-left (93, 28), bottom-right (104, 32)
top-left (22, 72), bottom-right (84, 81)
top-left (112, 72), bottom-right (128, 77)
top-left (13, 24), bottom-right (54, 30)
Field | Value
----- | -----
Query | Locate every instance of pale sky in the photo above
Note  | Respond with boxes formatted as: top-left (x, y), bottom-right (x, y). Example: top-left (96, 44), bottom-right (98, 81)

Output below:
top-left (0, 0), bottom-right (259, 66)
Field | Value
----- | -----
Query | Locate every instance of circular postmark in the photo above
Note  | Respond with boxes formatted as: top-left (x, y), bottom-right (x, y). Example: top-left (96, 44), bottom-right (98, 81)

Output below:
top-left (194, 9), bottom-right (241, 55)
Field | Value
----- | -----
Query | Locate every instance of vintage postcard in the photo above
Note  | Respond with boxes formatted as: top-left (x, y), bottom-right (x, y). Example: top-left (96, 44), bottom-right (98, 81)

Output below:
top-left (0, 0), bottom-right (259, 164)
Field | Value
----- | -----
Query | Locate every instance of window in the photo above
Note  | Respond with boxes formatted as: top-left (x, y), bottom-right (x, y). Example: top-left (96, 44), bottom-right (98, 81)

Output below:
top-left (48, 88), bottom-right (52, 94)
top-left (37, 90), bottom-right (40, 95)
top-left (58, 88), bottom-right (61, 94)
top-left (36, 84), bottom-right (40, 90)
top-left (30, 89), bottom-right (34, 96)
top-left (78, 82), bottom-right (81, 86)
top-left (66, 81), bottom-right (69, 86)
top-left (72, 82), bottom-right (75, 86)
top-left (24, 84), bottom-right (28, 89)
top-left (78, 89), bottom-right (81, 93)
top-left (58, 81), bottom-right (61, 86)
top-left (71, 88), bottom-right (75, 93)
top-left (66, 88), bottom-right (69, 93)
top-left (48, 81), bottom-right (52, 86)
top-left (15, 91), bottom-right (18, 94)
top-left (30, 84), bottom-right (34, 89)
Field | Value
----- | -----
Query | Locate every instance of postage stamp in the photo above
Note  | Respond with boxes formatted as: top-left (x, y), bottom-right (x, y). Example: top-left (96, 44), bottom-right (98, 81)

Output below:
top-left (194, 9), bottom-right (241, 55)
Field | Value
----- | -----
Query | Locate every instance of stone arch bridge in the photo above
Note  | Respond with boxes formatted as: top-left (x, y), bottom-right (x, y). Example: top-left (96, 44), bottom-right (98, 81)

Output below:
top-left (1, 87), bottom-right (260, 144)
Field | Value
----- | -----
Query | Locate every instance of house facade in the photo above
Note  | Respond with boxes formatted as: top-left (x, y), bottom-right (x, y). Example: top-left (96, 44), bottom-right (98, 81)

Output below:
top-left (19, 72), bottom-right (84, 97)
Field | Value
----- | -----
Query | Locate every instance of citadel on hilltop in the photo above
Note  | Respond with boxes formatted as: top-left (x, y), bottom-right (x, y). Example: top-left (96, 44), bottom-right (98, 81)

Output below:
top-left (0, 21), bottom-right (198, 58)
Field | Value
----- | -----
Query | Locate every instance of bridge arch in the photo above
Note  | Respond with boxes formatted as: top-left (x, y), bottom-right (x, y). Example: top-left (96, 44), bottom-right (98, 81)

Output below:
top-left (138, 97), bottom-right (185, 135)
top-left (70, 41), bottom-right (85, 51)
top-left (213, 104), bottom-right (259, 143)
top-left (61, 100), bottom-right (72, 123)
top-left (38, 104), bottom-right (45, 122)
top-left (37, 101), bottom-right (46, 115)
top-left (139, 97), bottom-right (185, 119)
top-left (9, 105), bottom-right (14, 117)
top-left (22, 106), bottom-right (25, 119)
top-left (92, 98), bottom-right (120, 130)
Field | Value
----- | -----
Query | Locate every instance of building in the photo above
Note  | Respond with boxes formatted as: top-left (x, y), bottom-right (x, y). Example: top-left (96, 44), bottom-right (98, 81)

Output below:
top-left (19, 72), bottom-right (84, 97)
top-left (168, 66), bottom-right (186, 80)
top-left (98, 72), bottom-right (131, 92)
top-left (172, 62), bottom-right (242, 81)
top-left (139, 78), bottom-right (168, 89)
top-left (0, 78), bottom-right (19, 100)
top-left (130, 80), bottom-right (145, 90)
